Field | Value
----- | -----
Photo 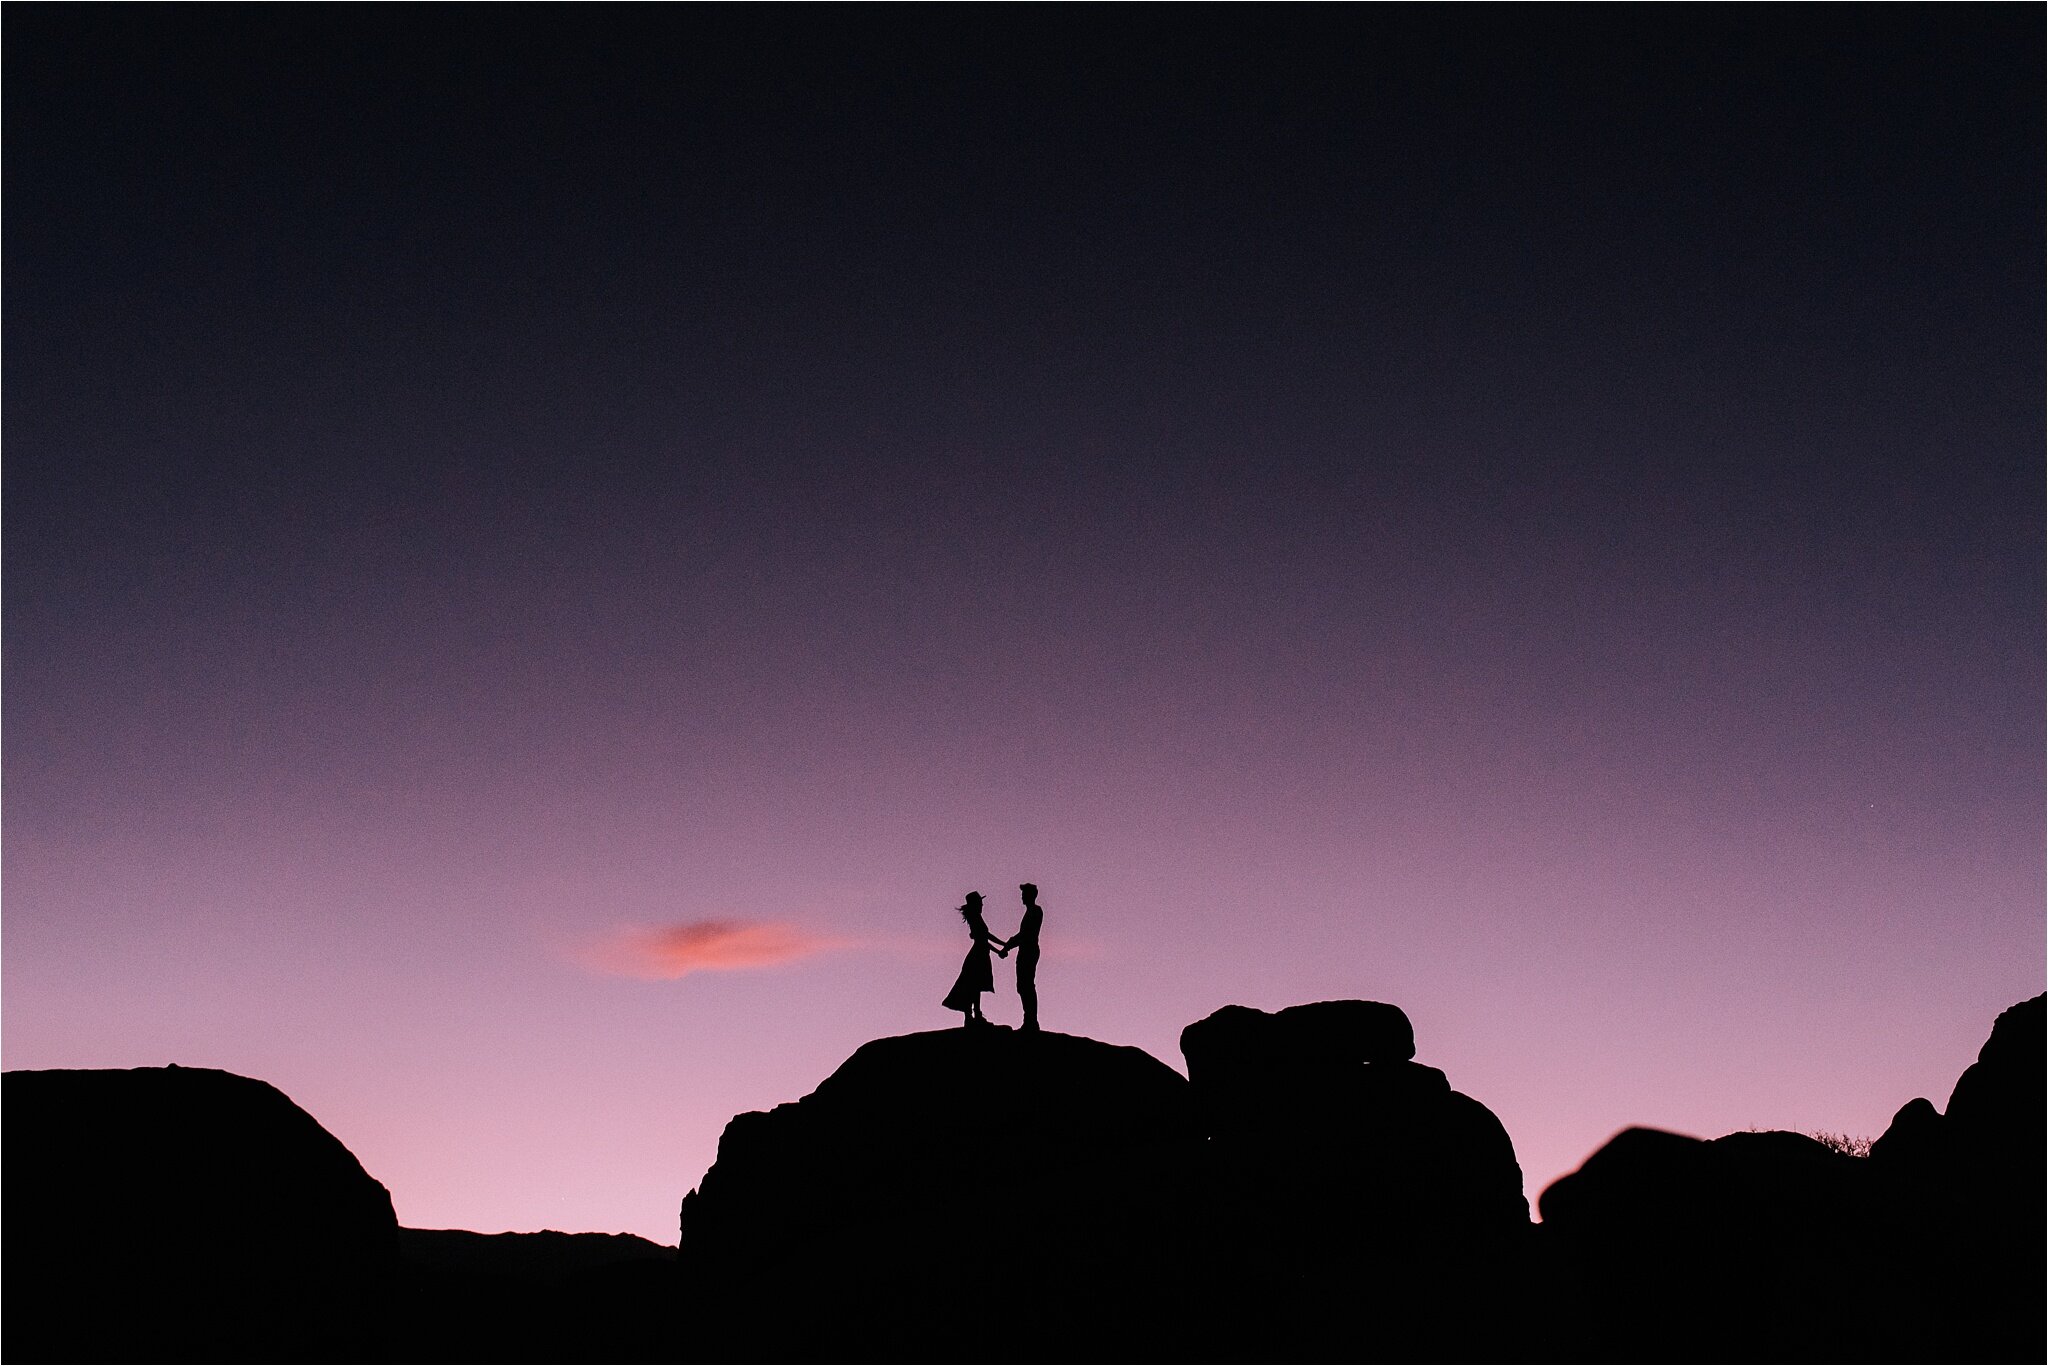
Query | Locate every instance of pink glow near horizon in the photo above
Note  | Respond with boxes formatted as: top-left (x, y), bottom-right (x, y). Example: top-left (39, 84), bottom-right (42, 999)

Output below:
top-left (6, 674), bottom-right (2039, 1243)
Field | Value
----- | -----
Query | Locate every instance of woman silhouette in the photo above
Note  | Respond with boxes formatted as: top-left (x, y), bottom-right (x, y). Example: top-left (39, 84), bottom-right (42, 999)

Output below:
top-left (940, 892), bottom-right (1001, 1026)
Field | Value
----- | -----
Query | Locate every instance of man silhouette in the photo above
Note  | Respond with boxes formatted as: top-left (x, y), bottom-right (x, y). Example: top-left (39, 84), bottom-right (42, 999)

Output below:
top-left (1009, 883), bottom-right (1044, 1032)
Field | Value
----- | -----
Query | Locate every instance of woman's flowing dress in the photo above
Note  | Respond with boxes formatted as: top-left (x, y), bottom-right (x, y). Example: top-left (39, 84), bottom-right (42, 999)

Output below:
top-left (941, 931), bottom-right (996, 1011)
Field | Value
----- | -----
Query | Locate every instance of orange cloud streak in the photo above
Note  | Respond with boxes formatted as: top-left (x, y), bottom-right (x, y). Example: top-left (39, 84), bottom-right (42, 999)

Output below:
top-left (581, 920), bottom-right (849, 980)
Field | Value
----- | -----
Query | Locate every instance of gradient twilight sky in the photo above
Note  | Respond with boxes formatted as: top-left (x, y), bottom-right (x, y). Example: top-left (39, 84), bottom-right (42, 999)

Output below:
top-left (6, 9), bottom-right (2042, 1245)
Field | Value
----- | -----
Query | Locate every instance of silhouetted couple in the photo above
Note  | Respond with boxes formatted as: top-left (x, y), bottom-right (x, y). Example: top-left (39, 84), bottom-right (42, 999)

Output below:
top-left (941, 884), bottom-right (1044, 1031)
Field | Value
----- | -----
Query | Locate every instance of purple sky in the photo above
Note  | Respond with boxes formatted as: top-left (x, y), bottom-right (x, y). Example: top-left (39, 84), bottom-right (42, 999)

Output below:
top-left (6, 9), bottom-right (2041, 1243)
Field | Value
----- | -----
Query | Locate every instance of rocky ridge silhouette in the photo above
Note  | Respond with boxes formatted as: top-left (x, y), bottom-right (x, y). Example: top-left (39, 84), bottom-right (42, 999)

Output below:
top-left (4, 1065), bottom-right (399, 1363)
top-left (5, 994), bottom-right (2041, 1362)
top-left (678, 1027), bottom-right (1201, 1358)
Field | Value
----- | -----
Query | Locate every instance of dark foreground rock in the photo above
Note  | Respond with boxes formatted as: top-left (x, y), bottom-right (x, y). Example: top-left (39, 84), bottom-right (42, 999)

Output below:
top-left (1181, 1000), bottom-right (1532, 1359)
top-left (1180, 999), bottom-right (1527, 1232)
top-left (677, 1004), bottom-right (1536, 1360)
top-left (3, 1065), bottom-right (399, 1363)
top-left (400, 1226), bottom-right (674, 1280)
top-left (8, 994), bottom-right (2039, 1362)
top-left (1542, 993), bottom-right (2047, 1364)
top-left (1538, 1127), bottom-right (1882, 1361)
top-left (1941, 991), bottom-right (2045, 1150)
top-left (677, 1027), bottom-right (1202, 1358)
top-left (396, 1229), bottom-right (677, 1361)
top-left (1, 1064), bottom-right (684, 1363)
top-left (1864, 991), bottom-right (2046, 1363)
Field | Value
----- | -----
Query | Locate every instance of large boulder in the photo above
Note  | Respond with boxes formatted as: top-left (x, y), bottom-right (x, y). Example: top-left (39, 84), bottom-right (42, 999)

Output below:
top-left (1536, 1126), bottom-right (1717, 1241)
top-left (1943, 992), bottom-right (2045, 1146)
top-left (1538, 1127), bottom-right (1881, 1359)
top-left (1543, 994), bottom-right (2048, 1363)
top-left (1180, 1000), bottom-right (1525, 1234)
top-left (1874, 992), bottom-right (2046, 1175)
top-left (676, 1028), bottom-right (1201, 1358)
top-left (1867, 1094), bottom-right (1944, 1166)
top-left (1181, 999), bottom-right (1416, 1086)
top-left (1180, 1001), bottom-right (1530, 1360)
top-left (4, 1065), bottom-right (398, 1363)
top-left (1867, 992), bottom-right (2046, 1362)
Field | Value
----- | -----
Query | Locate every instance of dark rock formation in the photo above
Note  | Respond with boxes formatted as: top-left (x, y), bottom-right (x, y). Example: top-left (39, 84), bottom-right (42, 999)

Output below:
top-left (1181, 1000), bottom-right (1526, 1231)
top-left (1543, 993), bottom-right (2047, 1363)
top-left (400, 1227), bottom-right (674, 1281)
top-left (1867, 1093), bottom-right (1944, 1165)
top-left (1181, 1001), bottom-right (1530, 1359)
top-left (1942, 991), bottom-right (2045, 1146)
top-left (676, 1006), bottom-right (1533, 1359)
top-left (677, 1027), bottom-right (1201, 1359)
top-left (3, 1065), bottom-right (398, 1363)
top-left (10, 995), bottom-right (2037, 1362)
top-left (1865, 992), bottom-right (2046, 1362)
top-left (1539, 1127), bottom-right (1881, 1360)
top-left (396, 1229), bottom-right (676, 1361)
top-left (1537, 1125), bottom-right (1715, 1240)
top-left (1182, 999), bottom-right (1416, 1083)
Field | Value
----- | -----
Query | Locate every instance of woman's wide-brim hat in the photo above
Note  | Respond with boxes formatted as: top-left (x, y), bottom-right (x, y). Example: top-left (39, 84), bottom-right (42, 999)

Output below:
top-left (963, 891), bottom-right (984, 905)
